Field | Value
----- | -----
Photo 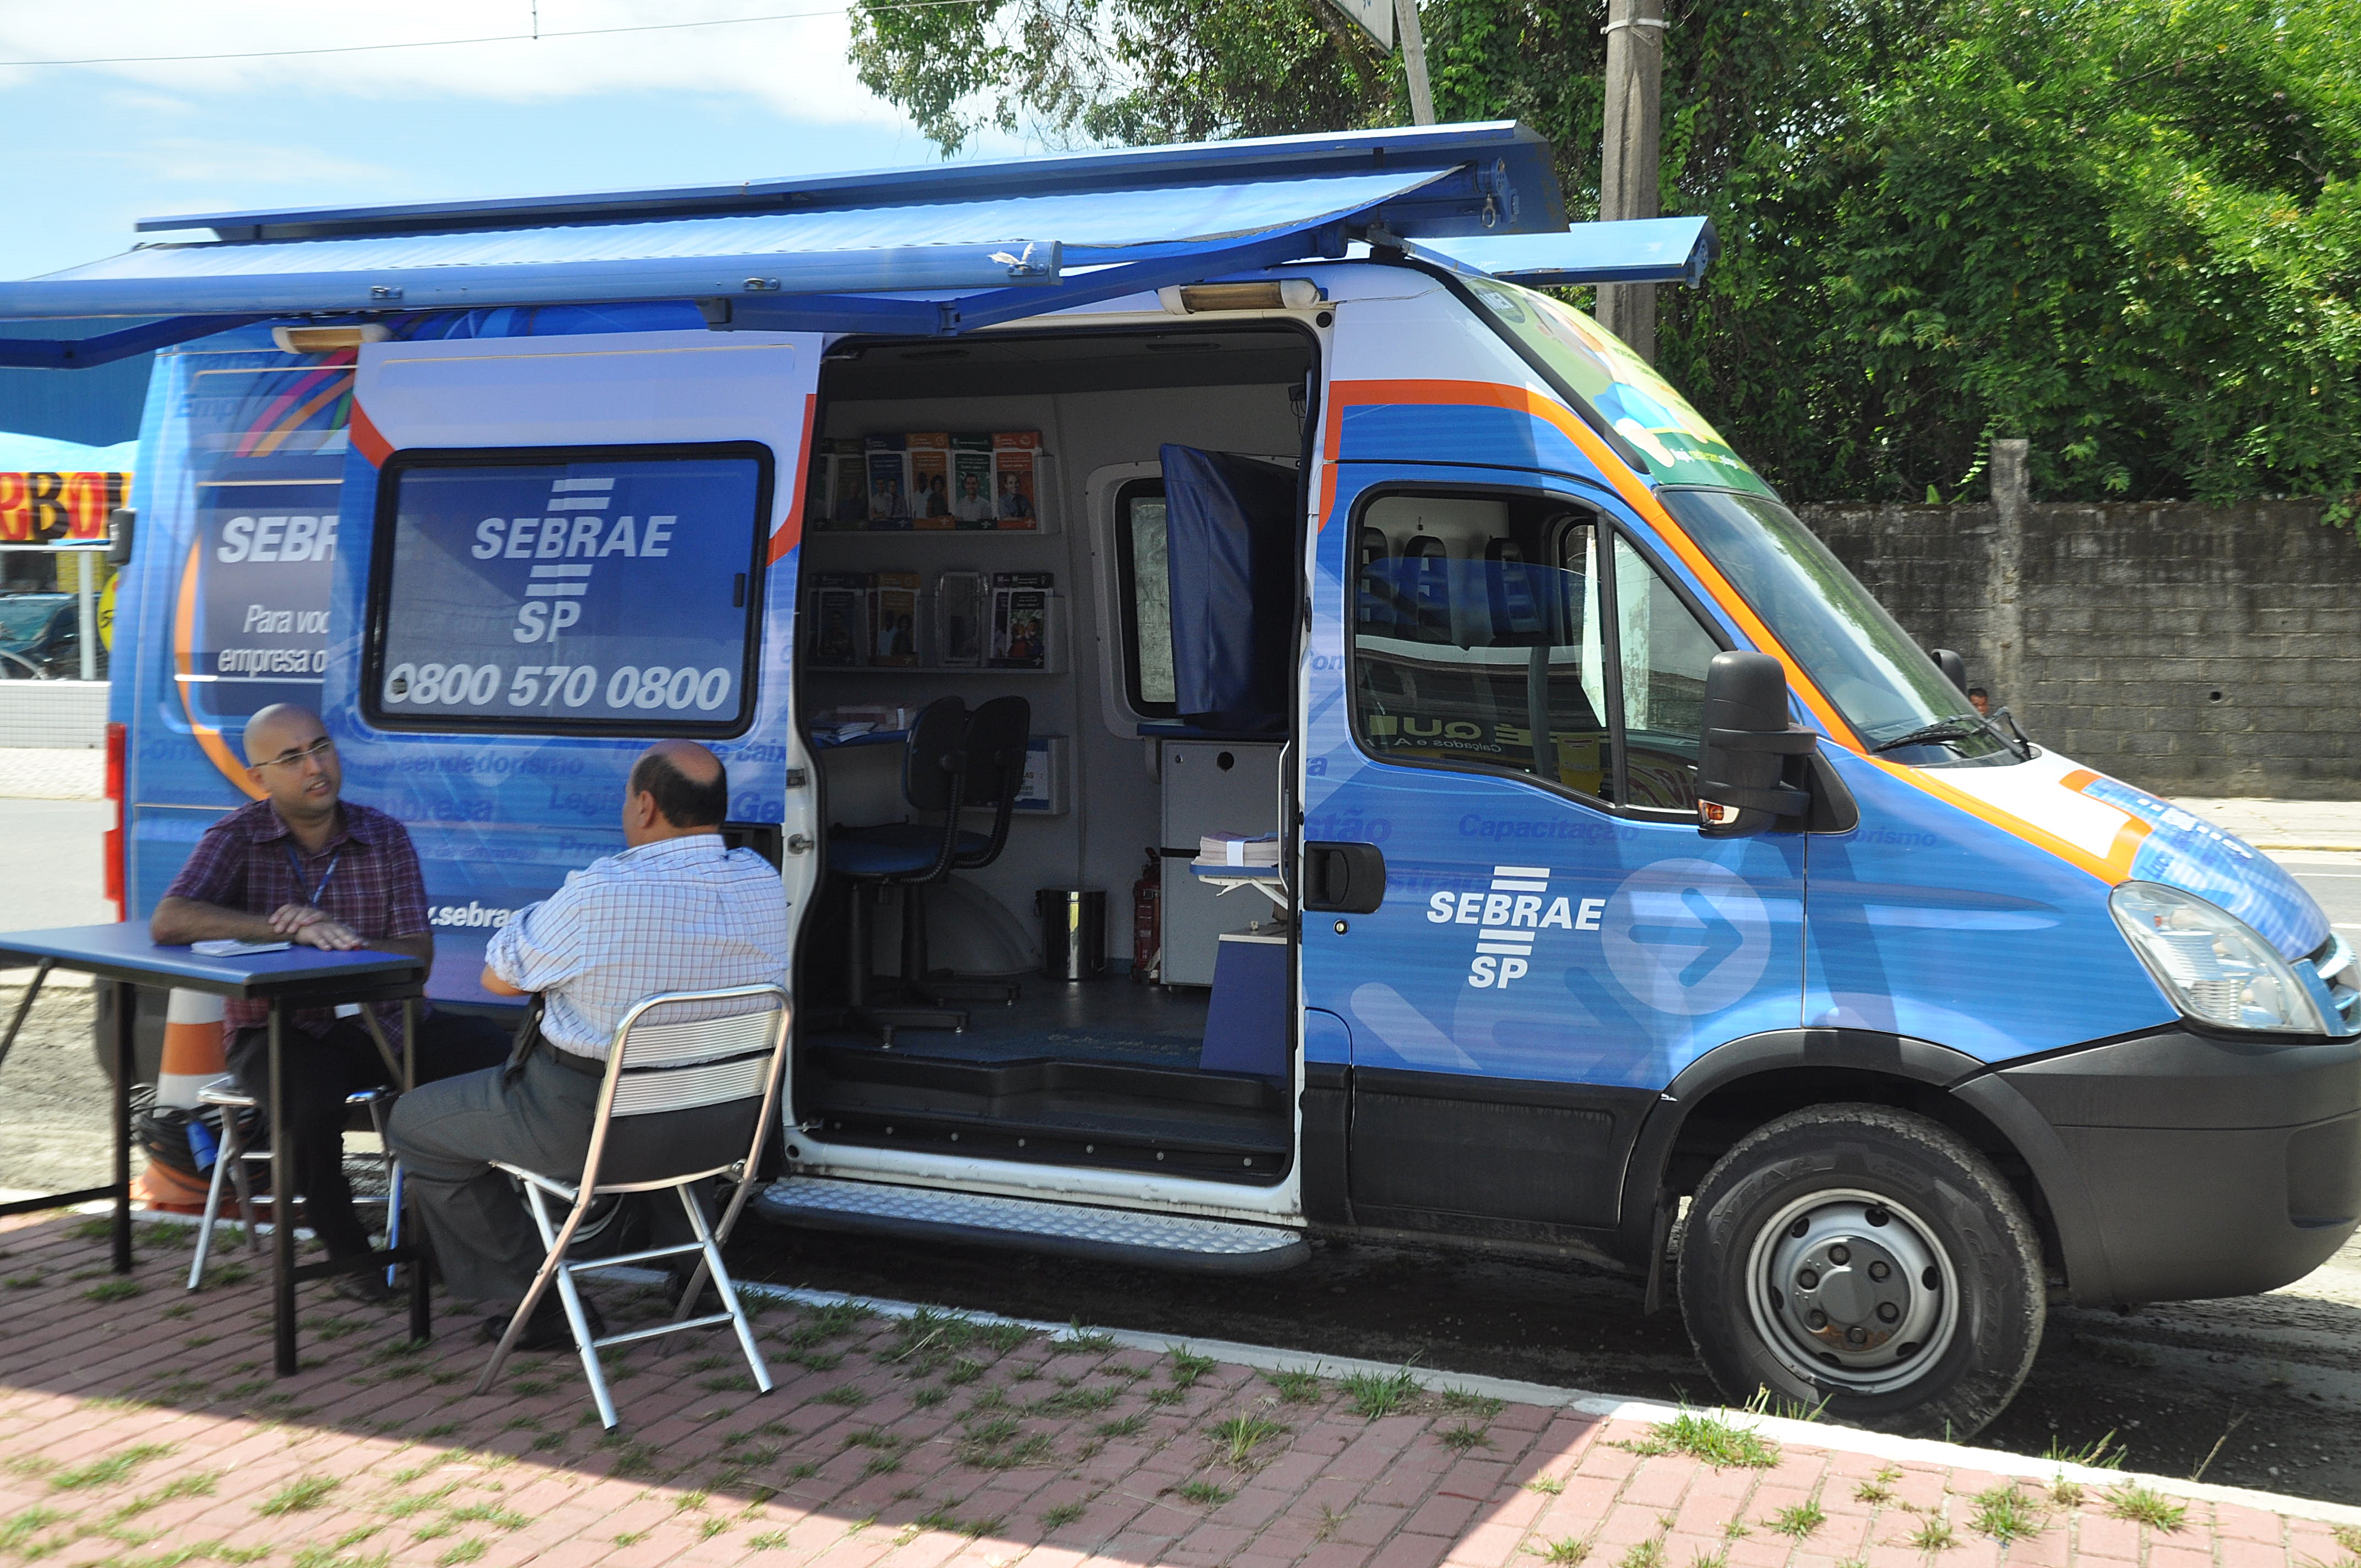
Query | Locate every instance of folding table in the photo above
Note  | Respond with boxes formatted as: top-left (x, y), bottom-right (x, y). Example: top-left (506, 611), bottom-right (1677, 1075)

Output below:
top-left (0, 924), bottom-right (429, 1374)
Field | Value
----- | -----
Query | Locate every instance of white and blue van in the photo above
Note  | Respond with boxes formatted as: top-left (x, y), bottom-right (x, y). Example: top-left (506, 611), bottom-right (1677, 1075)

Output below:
top-left (9, 123), bottom-right (2354, 1438)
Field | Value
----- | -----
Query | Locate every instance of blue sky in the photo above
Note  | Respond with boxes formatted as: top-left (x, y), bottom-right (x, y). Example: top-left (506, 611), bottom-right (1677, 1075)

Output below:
top-left (0, 2), bottom-right (1025, 282)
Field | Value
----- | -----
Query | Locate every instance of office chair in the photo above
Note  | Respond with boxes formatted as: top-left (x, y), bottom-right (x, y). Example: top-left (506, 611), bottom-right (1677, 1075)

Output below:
top-left (823, 695), bottom-right (974, 1044)
top-left (869, 695), bottom-right (1032, 1006)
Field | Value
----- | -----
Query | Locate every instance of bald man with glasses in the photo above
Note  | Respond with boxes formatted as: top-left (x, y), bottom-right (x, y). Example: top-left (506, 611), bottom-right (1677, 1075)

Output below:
top-left (153, 703), bottom-right (509, 1299)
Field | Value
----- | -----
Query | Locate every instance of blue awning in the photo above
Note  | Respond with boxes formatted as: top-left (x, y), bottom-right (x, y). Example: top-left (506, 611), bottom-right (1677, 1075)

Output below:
top-left (1401, 217), bottom-right (1720, 287)
top-left (0, 124), bottom-right (1723, 362)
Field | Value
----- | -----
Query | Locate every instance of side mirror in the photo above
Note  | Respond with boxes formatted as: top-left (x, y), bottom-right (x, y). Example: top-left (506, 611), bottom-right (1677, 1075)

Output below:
top-left (1932, 647), bottom-right (1968, 694)
top-left (1695, 650), bottom-right (1816, 837)
top-left (106, 508), bottom-right (135, 567)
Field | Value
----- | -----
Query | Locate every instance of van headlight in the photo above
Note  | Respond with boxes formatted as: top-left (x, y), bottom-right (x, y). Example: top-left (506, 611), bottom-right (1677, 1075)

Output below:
top-left (2110, 881), bottom-right (2330, 1035)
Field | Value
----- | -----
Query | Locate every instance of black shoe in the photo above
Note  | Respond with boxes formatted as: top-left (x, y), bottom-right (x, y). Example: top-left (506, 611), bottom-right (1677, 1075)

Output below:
top-left (331, 1266), bottom-right (400, 1305)
top-left (480, 1294), bottom-right (604, 1352)
top-left (665, 1263), bottom-right (723, 1317)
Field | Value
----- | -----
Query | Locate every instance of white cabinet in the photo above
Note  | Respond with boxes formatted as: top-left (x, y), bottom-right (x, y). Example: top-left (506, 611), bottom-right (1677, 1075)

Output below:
top-left (1157, 741), bottom-right (1283, 986)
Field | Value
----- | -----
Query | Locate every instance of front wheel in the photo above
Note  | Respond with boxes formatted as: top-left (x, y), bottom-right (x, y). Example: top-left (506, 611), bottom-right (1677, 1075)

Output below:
top-left (1677, 1103), bottom-right (2044, 1440)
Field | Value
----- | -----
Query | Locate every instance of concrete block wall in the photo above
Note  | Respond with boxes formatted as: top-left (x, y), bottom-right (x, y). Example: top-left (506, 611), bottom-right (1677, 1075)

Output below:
top-left (1800, 498), bottom-right (2361, 798)
top-left (0, 680), bottom-right (108, 748)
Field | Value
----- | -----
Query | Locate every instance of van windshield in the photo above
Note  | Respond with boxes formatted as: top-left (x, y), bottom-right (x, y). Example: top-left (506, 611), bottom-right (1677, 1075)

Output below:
top-left (1461, 279), bottom-right (1777, 499)
top-left (1656, 488), bottom-right (2017, 765)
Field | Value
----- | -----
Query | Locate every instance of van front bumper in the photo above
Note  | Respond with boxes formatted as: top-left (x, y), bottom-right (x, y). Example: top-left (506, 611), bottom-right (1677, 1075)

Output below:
top-left (1964, 1026), bottom-right (2361, 1305)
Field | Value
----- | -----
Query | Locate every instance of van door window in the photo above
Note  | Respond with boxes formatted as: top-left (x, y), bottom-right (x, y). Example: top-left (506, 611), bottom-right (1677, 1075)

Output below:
top-left (1112, 478), bottom-right (1176, 717)
top-left (1350, 493), bottom-right (1614, 801)
top-left (1612, 533), bottom-right (1721, 811)
top-left (365, 443), bottom-right (771, 736)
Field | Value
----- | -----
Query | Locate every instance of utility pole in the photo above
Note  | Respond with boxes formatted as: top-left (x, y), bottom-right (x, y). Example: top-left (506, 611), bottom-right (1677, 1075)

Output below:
top-left (1395, 0), bottom-right (1435, 125)
top-left (1596, 0), bottom-right (1666, 361)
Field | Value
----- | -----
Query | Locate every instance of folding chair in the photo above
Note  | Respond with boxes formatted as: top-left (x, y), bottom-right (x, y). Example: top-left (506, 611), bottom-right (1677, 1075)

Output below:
top-left (187, 1081), bottom-right (401, 1291)
top-left (473, 983), bottom-right (791, 1431)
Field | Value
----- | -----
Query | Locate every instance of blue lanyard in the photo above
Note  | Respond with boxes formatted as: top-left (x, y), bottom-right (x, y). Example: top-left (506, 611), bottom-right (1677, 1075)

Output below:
top-left (284, 843), bottom-right (341, 908)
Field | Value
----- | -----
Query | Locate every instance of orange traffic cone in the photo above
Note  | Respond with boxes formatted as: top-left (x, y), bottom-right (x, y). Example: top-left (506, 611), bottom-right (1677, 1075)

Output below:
top-left (154, 988), bottom-right (225, 1108)
top-left (141, 989), bottom-right (229, 1214)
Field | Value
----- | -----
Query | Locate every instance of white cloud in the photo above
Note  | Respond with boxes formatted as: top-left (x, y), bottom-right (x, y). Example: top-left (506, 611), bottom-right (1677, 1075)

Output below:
top-left (0, 1), bottom-right (908, 126)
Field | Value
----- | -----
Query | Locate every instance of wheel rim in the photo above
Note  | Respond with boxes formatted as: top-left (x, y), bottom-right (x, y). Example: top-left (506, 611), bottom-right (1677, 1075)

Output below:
top-left (1743, 1187), bottom-right (1959, 1395)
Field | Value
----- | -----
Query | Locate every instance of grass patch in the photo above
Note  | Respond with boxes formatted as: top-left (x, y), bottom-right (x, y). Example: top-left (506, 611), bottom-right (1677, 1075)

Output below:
top-left (1057, 1319), bottom-right (1117, 1353)
top-left (1615, 1539), bottom-right (1665, 1568)
top-left (1440, 1388), bottom-right (1505, 1418)
top-left (1968, 1486), bottom-right (2043, 1543)
top-left (1768, 1500), bottom-right (1824, 1539)
top-left (1528, 1475), bottom-right (1565, 1495)
top-left (814, 1384), bottom-right (868, 1408)
top-left (110, 1472), bottom-right (221, 1522)
top-left (378, 1484), bottom-right (456, 1519)
top-left (258, 1476), bottom-right (340, 1516)
top-left (1028, 1385), bottom-right (1119, 1416)
top-left (1041, 1502), bottom-right (1085, 1531)
top-left (1172, 1480), bottom-right (1231, 1505)
top-left (2043, 1430), bottom-right (2124, 1469)
top-left (1167, 1347), bottom-right (1217, 1389)
top-left (748, 1532), bottom-right (791, 1550)
top-left (2101, 1486), bottom-right (2185, 1532)
top-left (1097, 1414), bottom-right (1147, 1438)
top-left (1341, 1366), bottom-right (1421, 1420)
top-left (434, 1547), bottom-right (484, 1568)
top-left (1855, 1466), bottom-right (1902, 1504)
top-left (1903, 1517), bottom-right (1955, 1551)
top-left (1621, 1409), bottom-right (1778, 1469)
top-left (1210, 1414), bottom-right (1289, 1467)
top-left (52, 1442), bottom-right (176, 1490)
top-left (913, 1504), bottom-right (1006, 1538)
top-left (1531, 1538), bottom-right (1592, 1565)
top-left (445, 1504), bottom-right (529, 1531)
top-left (1264, 1368), bottom-right (1324, 1403)
top-left (842, 1428), bottom-right (902, 1451)
top-left (0, 1507), bottom-right (67, 1554)
top-left (83, 1278), bottom-right (144, 1303)
top-left (911, 1385), bottom-right (948, 1409)
top-left (1440, 1422), bottom-right (1493, 1454)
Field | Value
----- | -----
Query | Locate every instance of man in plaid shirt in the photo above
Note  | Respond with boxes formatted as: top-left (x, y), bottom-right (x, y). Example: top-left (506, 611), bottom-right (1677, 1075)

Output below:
top-left (152, 704), bottom-right (508, 1297)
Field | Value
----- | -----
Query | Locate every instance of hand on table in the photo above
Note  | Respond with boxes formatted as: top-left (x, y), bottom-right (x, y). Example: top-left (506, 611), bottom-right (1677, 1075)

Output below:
top-left (271, 906), bottom-right (365, 950)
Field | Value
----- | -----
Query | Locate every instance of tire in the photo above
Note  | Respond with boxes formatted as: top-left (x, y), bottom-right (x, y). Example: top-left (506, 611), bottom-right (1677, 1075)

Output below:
top-left (1676, 1103), bottom-right (2044, 1440)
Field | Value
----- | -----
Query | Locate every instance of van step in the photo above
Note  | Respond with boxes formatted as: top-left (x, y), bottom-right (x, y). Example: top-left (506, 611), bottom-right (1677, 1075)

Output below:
top-left (751, 1176), bottom-right (1309, 1274)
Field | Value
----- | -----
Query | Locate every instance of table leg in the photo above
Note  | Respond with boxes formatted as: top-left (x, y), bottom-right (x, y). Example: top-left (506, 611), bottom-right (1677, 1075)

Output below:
top-left (110, 979), bottom-right (132, 1275)
top-left (402, 998), bottom-right (428, 1344)
top-left (269, 1001), bottom-right (296, 1378)
top-left (0, 958), bottom-right (53, 1073)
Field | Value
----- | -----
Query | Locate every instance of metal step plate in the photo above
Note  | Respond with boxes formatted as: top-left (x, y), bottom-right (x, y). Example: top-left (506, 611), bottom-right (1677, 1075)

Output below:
top-left (752, 1175), bottom-right (1309, 1274)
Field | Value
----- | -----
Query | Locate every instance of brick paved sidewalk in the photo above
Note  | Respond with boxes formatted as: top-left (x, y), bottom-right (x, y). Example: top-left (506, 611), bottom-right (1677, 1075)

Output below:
top-left (0, 1212), bottom-right (2354, 1568)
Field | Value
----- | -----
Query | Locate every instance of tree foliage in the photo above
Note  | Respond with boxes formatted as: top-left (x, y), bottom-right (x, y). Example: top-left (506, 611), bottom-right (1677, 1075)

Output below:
top-left (851, 0), bottom-right (2361, 506)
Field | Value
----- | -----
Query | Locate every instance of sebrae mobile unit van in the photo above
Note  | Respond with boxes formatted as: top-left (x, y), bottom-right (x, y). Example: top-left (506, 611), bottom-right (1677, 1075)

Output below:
top-left (8, 123), bottom-right (2355, 1440)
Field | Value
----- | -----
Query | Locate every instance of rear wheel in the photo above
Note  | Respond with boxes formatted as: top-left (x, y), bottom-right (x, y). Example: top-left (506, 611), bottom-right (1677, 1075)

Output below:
top-left (1677, 1103), bottom-right (2044, 1439)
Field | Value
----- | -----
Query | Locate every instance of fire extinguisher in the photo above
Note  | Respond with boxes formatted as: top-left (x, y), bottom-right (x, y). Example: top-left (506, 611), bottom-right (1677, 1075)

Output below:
top-left (1132, 846), bottom-right (1161, 985)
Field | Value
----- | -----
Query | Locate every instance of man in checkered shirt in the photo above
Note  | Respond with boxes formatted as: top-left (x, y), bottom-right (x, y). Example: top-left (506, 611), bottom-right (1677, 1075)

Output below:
top-left (151, 704), bottom-right (510, 1298)
top-left (389, 741), bottom-right (787, 1349)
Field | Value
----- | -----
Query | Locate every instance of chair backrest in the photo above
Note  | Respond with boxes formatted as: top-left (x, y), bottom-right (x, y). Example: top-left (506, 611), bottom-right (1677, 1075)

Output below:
top-left (581, 983), bottom-right (791, 1193)
top-left (959, 696), bottom-right (1031, 808)
top-left (901, 695), bottom-right (970, 814)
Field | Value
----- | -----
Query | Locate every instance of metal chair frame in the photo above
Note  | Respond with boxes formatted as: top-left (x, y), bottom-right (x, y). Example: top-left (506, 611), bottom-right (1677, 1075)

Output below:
top-left (186, 1080), bottom-right (400, 1291)
top-left (472, 983), bottom-right (792, 1432)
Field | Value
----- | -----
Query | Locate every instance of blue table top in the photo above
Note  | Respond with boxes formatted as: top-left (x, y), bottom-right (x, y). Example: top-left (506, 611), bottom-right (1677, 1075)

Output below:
top-left (0, 922), bottom-right (425, 999)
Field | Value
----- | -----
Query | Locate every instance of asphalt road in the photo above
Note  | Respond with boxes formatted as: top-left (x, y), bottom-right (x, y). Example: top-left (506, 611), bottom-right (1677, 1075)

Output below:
top-left (6, 797), bottom-right (2361, 1500)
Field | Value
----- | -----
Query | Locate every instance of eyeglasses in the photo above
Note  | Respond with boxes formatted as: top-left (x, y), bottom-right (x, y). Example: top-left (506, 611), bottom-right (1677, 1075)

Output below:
top-left (255, 737), bottom-right (336, 770)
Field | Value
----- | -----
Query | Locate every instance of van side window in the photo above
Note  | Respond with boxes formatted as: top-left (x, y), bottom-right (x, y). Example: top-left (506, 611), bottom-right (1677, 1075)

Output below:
top-left (1612, 533), bottom-right (1721, 810)
top-left (365, 444), bottom-right (770, 736)
top-left (1351, 494), bottom-right (1615, 799)
top-left (1112, 478), bottom-right (1176, 717)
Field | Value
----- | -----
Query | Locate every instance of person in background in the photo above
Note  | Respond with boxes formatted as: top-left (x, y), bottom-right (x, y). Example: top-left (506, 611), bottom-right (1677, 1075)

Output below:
top-left (1968, 687), bottom-right (1992, 717)
top-left (150, 704), bottom-right (510, 1300)
top-left (387, 742), bottom-right (788, 1350)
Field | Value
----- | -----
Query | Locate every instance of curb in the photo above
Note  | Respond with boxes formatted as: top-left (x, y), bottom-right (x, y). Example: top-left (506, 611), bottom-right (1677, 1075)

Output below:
top-left (723, 1278), bottom-right (2361, 1532)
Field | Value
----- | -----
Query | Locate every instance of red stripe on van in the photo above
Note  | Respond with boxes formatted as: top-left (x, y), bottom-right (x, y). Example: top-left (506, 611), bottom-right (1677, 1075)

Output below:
top-left (769, 393), bottom-right (817, 565)
top-left (349, 401), bottom-right (394, 469)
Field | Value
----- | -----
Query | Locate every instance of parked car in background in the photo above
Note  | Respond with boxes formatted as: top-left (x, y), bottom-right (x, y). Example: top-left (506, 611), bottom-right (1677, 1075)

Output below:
top-left (0, 592), bottom-right (91, 679)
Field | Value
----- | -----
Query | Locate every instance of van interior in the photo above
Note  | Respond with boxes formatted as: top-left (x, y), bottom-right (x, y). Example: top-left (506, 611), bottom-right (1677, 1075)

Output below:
top-left (792, 322), bottom-right (1315, 1186)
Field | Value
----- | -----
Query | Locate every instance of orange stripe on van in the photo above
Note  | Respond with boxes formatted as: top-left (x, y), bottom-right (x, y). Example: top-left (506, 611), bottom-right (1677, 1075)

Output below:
top-left (350, 401), bottom-right (393, 469)
top-left (173, 541), bottom-right (264, 800)
top-left (1321, 377), bottom-right (1854, 744)
top-left (770, 393), bottom-right (816, 565)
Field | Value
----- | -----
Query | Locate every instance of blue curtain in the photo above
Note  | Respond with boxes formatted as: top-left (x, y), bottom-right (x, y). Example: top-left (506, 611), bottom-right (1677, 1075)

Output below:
top-left (1161, 444), bottom-right (1297, 732)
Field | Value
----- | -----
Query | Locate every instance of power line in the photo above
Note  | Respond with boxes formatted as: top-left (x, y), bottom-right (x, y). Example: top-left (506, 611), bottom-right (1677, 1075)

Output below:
top-left (0, 1), bottom-right (982, 69)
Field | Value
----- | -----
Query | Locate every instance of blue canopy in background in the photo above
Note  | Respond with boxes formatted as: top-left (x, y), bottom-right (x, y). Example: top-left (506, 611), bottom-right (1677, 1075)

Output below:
top-left (1162, 445), bottom-right (1298, 734)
